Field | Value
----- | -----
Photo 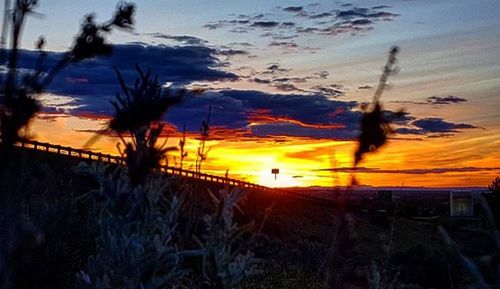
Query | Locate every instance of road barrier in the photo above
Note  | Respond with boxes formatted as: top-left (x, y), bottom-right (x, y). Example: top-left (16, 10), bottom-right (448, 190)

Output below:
top-left (13, 139), bottom-right (337, 207)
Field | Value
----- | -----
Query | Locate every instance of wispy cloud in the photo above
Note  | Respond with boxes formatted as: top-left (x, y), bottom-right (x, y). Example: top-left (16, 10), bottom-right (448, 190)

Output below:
top-left (147, 33), bottom-right (207, 45)
top-left (427, 95), bottom-right (467, 105)
top-left (283, 6), bottom-right (304, 13)
top-left (404, 117), bottom-right (479, 134)
top-left (317, 166), bottom-right (500, 175)
top-left (202, 3), bottom-right (400, 49)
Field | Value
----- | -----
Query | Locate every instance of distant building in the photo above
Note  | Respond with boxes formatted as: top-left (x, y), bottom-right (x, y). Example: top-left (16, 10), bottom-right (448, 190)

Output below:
top-left (450, 190), bottom-right (474, 217)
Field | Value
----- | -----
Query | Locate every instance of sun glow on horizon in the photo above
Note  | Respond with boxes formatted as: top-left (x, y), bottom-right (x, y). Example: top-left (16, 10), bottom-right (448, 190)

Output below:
top-left (28, 114), bottom-right (500, 188)
top-left (258, 167), bottom-right (301, 188)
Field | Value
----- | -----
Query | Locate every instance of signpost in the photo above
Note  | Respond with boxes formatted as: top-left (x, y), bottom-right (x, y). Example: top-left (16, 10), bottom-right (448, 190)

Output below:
top-left (271, 168), bottom-right (279, 180)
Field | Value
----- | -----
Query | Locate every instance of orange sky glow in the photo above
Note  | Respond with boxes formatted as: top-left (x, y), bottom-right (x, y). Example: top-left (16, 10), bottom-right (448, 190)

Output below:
top-left (29, 113), bottom-right (500, 188)
top-left (12, 0), bottom-right (500, 189)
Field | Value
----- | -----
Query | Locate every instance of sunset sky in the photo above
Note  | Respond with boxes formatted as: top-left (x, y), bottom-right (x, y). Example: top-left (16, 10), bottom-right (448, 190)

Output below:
top-left (12, 0), bottom-right (500, 187)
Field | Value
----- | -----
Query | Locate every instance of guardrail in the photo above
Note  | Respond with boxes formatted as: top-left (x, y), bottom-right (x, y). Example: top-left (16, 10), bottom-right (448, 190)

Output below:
top-left (12, 139), bottom-right (337, 206)
top-left (18, 139), bottom-right (122, 164)
top-left (15, 139), bottom-right (274, 192)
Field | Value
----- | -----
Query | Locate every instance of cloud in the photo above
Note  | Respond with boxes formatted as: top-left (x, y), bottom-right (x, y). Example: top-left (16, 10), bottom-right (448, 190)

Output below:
top-left (261, 32), bottom-right (298, 40)
top-left (148, 33), bottom-right (207, 45)
top-left (310, 84), bottom-right (345, 98)
top-left (411, 117), bottom-right (478, 133)
top-left (217, 49), bottom-right (250, 56)
top-left (265, 63), bottom-right (291, 74)
top-left (251, 21), bottom-right (280, 28)
top-left (317, 166), bottom-right (500, 175)
top-left (314, 71), bottom-right (329, 79)
top-left (308, 12), bottom-right (333, 19)
top-left (165, 90), bottom-right (362, 140)
top-left (268, 41), bottom-right (298, 49)
top-left (281, 22), bottom-right (296, 28)
top-left (203, 4), bottom-right (399, 41)
top-left (203, 23), bottom-right (224, 30)
top-left (383, 110), bottom-right (416, 125)
top-left (9, 43), bottom-right (237, 113)
top-left (336, 8), bottom-right (398, 20)
top-left (252, 78), bottom-right (272, 84)
top-left (427, 95), bottom-right (467, 105)
top-left (283, 6), bottom-right (303, 13)
top-left (393, 117), bottom-right (479, 136)
top-left (228, 42), bottom-right (254, 47)
top-left (372, 5), bottom-right (392, 10)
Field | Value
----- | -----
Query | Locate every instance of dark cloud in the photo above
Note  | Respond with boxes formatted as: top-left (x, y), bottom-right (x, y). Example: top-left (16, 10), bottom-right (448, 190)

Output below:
top-left (382, 110), bottom-right (415, 125)
top-left (372, 5), bottom-right (392, 10)
top-left (251, 21), bottom-right (280, 28)
top-left (281, 22), bottom-right (296, 28)
top-left (217, 49), bottom-right (249, 56)
top-left (8, 44), bottom-right (237, 114)
top-left (319, 22), bottom-right (374, 36)
top-left (427, 95), bottom-right (467, 105)
top-left (272, 77), bottom-right (308, 83)
top-left (395, 117), bottom-right (479, 136)
top-left (162, 90), bottom-right (362, 140)
top-left (273, 83), bottom-right (302, 92)
top-left (283, 6), bottom-right (303, 13)
top-left (318, 166), bottom-right (500, 175)
top-left (296, 27), bottom-right (321, 33)
top-left (368, 11), bottom-right (399, 19)
top-left (337, 8), bottom-right (371, 19)
top-left (252, 78), bottom-right (272, 84)
top-left (308, 12), bottom-right (333, 19)
top-left (310, 84), bottom-right (345, 98)
top-left (251, 14), bottom-right (265, 20)
top-left (203, 5), bottom-right (399, 41)
top-left (351, 19), bottom-right (373, 26)
top-left (203, 23), bottom-right (224, 30)
top-left (149, 33), bottom-right (207, 45)
top-left (412, 118), bottom-right (478, 133)
top-left (335, 7), bottom-right (398, 20)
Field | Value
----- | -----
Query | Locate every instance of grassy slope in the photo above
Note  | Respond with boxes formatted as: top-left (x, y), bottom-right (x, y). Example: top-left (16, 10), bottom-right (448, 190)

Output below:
top-left (4, 147), bottom-right (497, 289)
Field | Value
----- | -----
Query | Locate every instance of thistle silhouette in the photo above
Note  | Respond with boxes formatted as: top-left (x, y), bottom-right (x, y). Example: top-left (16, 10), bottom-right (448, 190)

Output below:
top-left (354, 46), bottom-right (401, 166)
top-left (110, 65), bottom-right (183, 185)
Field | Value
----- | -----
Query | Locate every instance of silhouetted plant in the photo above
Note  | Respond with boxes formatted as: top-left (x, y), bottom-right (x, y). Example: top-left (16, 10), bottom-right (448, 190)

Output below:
top-left (178, 124), bottom-right (188, 170)
top-left (107, 65), bottom-right (182, 185)
top-left (195, 106), bottom-right (211, 175)
top-left (354, 46), bottom-right (402, 166)
top-left (326, 46), bottom-right (405, 289)
top-left (489, 177), bottom-right (500, 194)
top-left (0, 0), bottom-right (136, 154)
